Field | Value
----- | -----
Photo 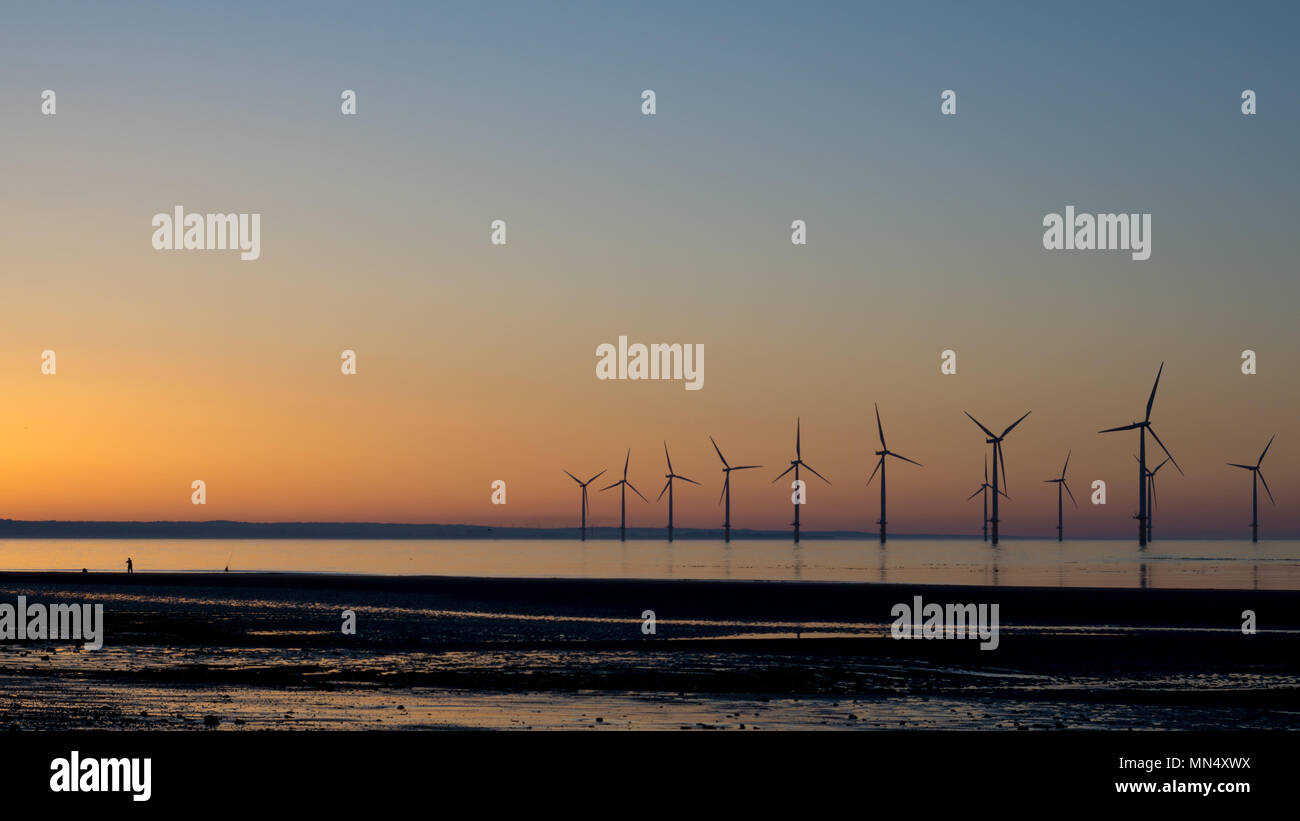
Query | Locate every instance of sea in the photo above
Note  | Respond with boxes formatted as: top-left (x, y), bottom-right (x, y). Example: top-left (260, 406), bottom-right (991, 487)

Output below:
top-left (1, 537), bottom-right (1297, 589)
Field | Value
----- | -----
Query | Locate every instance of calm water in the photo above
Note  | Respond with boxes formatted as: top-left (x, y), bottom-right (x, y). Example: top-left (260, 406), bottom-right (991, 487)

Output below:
top-left (0, 538), bottom-right (1297, 590)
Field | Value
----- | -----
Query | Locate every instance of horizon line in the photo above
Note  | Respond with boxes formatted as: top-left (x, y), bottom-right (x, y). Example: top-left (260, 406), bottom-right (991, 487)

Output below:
top-left (0, 519), bottom-right (1290, 541)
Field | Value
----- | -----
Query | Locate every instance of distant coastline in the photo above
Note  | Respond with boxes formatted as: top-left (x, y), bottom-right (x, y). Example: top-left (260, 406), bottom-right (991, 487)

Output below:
top-left (0, 519), bottom-right (965, 540)
top-left (0, 520), bottom-right (1285, 540)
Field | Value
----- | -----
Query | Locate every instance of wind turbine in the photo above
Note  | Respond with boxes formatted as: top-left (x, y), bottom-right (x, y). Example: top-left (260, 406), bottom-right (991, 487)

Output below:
top-left (710, 436), bottom-right (761, 543)
top-left (865, 404), bottom-right (922, 543)
top-left (772, 418), bottom-right (830, 543)
top-left (966, 457), bottom-right (1000, 542)
top-left (1132, 456), bottom-right (1170, 543)
top-left (963, 410), bottom-right (1031, 546)
top-left (1042, 450), bottom-right (1077, 542)
top-left (600, 449), bottom-right (647, 542)
top-left (1099, 363), bottom-right (1183, 547)
top-left (563, 468), bottom-right (606, 541)
top-left (657, 442), bottom-right (699, 542)
top-left (1229, 434), bottom-right (1276, 543)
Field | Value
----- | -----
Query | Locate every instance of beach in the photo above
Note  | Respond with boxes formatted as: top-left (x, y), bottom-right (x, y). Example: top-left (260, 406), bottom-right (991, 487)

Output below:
top-left (0, 571), bottom-right (1296, 731)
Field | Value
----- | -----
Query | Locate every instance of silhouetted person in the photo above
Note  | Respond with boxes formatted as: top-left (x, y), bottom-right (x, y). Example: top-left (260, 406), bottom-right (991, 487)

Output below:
top-left (126, 557), bottom-right (133, 574)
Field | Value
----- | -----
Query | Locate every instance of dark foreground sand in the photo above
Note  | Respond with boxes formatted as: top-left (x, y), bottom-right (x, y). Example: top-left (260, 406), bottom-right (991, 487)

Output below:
top-left (0, 572), bottom-right (1296, 730)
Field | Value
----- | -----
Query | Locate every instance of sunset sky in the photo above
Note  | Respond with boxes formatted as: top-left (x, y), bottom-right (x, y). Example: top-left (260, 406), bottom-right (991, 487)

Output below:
top-left (1, 1), bottom-right (1297, 537)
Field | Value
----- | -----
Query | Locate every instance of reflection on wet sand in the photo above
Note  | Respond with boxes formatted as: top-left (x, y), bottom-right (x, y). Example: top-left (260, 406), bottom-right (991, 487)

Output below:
top-left (0, 571), bottom-right (1295, 730)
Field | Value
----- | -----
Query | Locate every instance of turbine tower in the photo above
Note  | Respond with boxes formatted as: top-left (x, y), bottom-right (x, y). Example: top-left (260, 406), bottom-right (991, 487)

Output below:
top-left (563, 468), bottom-right (606, 541)
top-left (600, 449), bottom-right (646, 542)
top-left (865, 404), bottom-right (922, 543)
top-left (966, 457), bottom-right (998, 542)
top-left (772, 418), bottom-right (830, 543)
top-left (1099, 363), bottom-right (1183, 547)
top-left (1229, 434), bottom-right (1276, 543)
top-left (1133, 455), bottom-right (1171, 543)
top-left (963, 410), bottom-right (1031, 546)
top-left (710, 436), bottom-right (761, 543)
top-left (657, 442), bottom-right (699, 542)
top-left (1042, 450), bottom-right (1077, 542)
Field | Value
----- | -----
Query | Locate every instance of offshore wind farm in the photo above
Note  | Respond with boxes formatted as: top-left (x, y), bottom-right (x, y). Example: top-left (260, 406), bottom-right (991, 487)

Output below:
top-left (487, 363), bottom-right (1278, 550)
top-left (1, 364), bottom-right (1291, 562)
top-left (2, 362), bottom-right (1293, 592)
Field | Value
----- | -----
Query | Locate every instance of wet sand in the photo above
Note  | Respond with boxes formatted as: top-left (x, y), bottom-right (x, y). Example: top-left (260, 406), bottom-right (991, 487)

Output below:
top-left (0, 572), bottom-right (1297, 730)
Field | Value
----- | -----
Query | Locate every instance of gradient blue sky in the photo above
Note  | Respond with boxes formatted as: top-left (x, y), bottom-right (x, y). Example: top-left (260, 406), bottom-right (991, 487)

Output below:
top-left (1, 1), bottom-right (1297, 536)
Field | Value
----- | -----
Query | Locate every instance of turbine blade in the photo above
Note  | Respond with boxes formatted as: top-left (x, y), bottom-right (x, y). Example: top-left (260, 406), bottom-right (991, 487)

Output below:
top-left (600, 481), bottom-right (620, 492)
top-left (657, 479), bottom-right (670, 501)
top-left (866, 457), bottom-right (883, 488)
top-left (889, 452), bottom-right (922, 467)
top-left (627, 482), bottom-right (648, 502)
top-left (772, 464), bottom-right (796, 483)
top-left (1152, 458), bottom-right (1169, 475)
top-left (664, 441), bottom-right (672, 473)
top-left (1227, 463), bottom-right (1254, 470)
top-left (1064, 481), bottom-right (1078, 508)
top-left (1147, 426), bottom-right (1183, 475)
top-left (998, 443), bottom-right (1009, 494)
top-left (678, 475), bottom-right (701, 485)
top-left (1145, 362), bottom-right (1164, 422)
top-left (564, 470), bottom-right (582, 485)
top-left (623, 449), bottom-right (630, 479)
top-left (1258, 433), bottom-right (1276, 466)
top-left (709, 436), bottom-right (729, 468)
top-left (586, 469), bottom-right (607, 484)
top-left (732, 465), bottom-right (762, 471)
top-left (967, 487), bottom-right (984, 501)
top-left (718, 476), bottom-right (729, 505)
top-left (802, 462), bottom-right (831, 484)
top-left (1148, 477), bottom-right (1157, 510)
top-left (875, 403), bottom-right (886, 449)
top-left (984, 456), bottom-right (988, 482)
top-left (964, 411), bottom-right (996, 439)
top-left (1100, 423), bottom-right (1141, 433)
top-left (1062, 449), bottom-right (1071, 478)
top-left (1001, 410), bottom-right (1032, 437)
top-left (1258, 470), bottom-right (1275, 505)
top-left (796, 417), bottom-right (801, 459)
